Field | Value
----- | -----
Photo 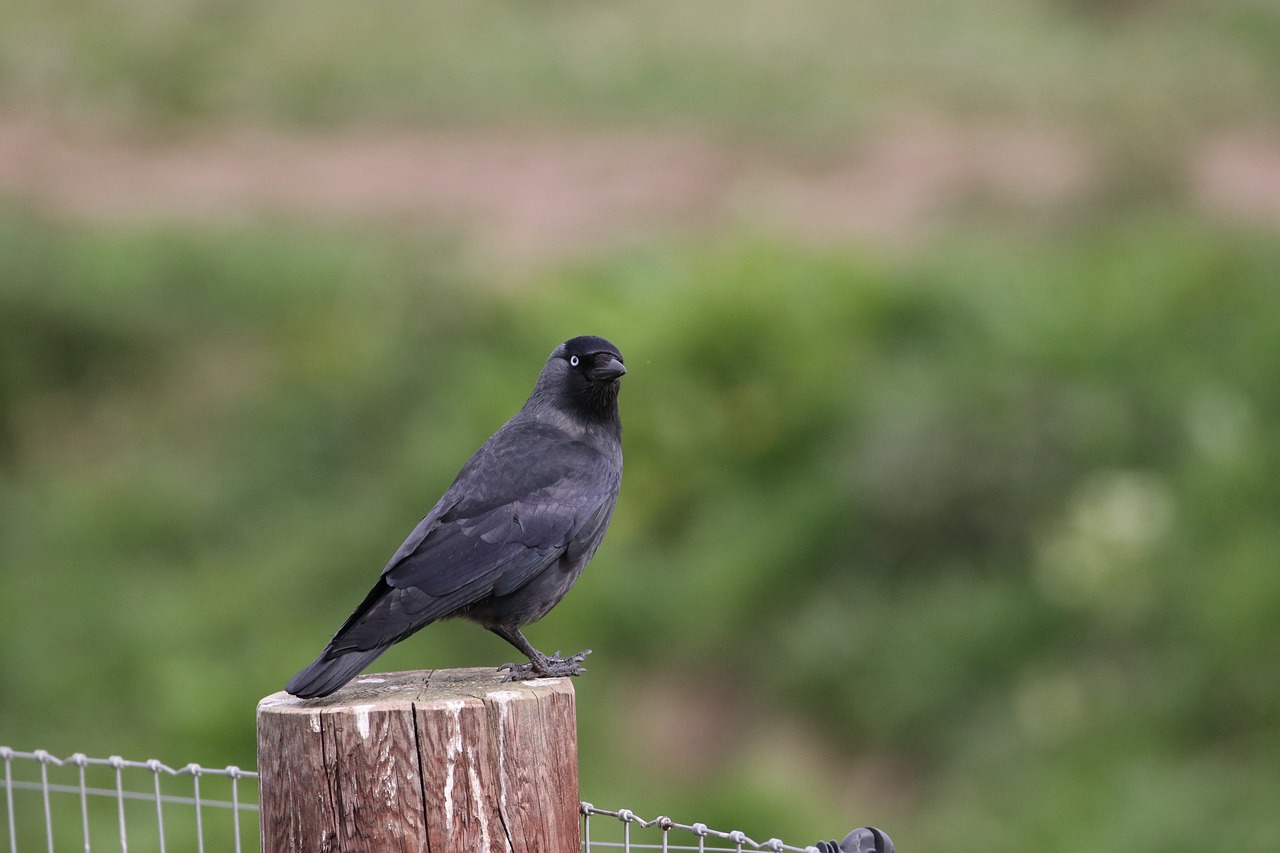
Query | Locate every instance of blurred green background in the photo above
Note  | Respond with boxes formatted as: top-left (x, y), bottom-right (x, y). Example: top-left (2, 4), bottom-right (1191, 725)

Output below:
top-left (3, 1), bottom-right (1280, 851)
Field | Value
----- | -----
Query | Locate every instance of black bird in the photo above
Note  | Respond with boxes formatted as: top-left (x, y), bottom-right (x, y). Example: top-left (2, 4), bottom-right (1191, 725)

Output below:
top-left (286, 335), bottom-right (625, 699)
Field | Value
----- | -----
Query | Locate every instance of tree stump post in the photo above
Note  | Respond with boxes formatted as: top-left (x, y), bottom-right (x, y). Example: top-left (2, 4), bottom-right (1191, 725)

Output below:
top-left (256, 668), bottom-right (581, 853)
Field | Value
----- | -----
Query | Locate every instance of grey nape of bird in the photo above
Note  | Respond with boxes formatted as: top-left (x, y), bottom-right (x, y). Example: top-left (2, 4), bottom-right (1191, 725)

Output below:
top-left (285, 335), bottom-right (625, 700)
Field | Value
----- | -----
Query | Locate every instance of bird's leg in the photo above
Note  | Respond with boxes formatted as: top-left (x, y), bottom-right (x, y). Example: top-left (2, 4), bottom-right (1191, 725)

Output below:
top-left (490, 626), bottom-right (591, 682)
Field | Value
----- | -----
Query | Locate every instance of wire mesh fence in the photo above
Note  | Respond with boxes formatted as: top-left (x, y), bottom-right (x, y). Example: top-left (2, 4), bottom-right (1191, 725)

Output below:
top-left (0, 747), bottom-right (257, 853)
top-left (1, 746), bottom-right (848, 853)
top-left (580, 804), bottom-right (826, 853)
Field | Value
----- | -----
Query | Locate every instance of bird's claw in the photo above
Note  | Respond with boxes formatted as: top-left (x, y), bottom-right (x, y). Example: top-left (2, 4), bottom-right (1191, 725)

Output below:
top-left (497, 661), bottom-right (530, 681)
top-left (498, 649), bottom-right (592, 682)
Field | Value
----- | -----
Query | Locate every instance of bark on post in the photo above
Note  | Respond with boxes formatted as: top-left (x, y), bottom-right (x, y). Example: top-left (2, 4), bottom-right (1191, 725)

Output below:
top-left (256, 667), bottom-right (581, 853)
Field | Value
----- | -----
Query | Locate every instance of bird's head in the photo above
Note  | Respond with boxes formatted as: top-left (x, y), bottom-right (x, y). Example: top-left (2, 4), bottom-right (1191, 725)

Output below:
top-left (533, 335), bottom-right (626, 426)
top-left (557, 335), bottom-right (626, 384)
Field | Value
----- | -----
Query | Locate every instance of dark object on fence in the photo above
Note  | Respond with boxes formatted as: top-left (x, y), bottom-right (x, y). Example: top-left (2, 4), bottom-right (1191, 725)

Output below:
top-left (816, 826), bottom-right (896, 853)
top-left (258, 668), bottom-right (580, 852)
top-left (286, 335), bottom-right (626, 699)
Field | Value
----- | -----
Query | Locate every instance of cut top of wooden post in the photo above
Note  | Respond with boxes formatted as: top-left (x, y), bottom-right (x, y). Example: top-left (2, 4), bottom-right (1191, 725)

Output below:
top-left (257, 668), bottom-right (581, 853)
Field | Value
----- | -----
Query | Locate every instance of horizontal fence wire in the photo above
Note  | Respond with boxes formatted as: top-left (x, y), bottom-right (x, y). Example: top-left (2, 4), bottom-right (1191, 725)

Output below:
top-left (581, 803), bottom-right (822, 853)
top-left (0, 747), bottom-right (257, 853)
top-left (3, 745), bottom-right (829, 853)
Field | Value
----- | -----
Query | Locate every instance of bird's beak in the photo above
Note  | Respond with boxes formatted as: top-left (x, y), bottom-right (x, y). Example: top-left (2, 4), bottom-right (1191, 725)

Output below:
top-left (594, 358), bottom-right (627, 381)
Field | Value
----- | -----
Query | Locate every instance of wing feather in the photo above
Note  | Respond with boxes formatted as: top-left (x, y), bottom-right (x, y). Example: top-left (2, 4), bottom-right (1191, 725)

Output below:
top-left (326, 421), bottom-right (619, 652)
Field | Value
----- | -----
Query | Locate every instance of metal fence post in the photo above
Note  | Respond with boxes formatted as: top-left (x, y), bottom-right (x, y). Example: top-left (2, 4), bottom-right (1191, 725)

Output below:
top-left (256, 667), bottom-right (581, 852)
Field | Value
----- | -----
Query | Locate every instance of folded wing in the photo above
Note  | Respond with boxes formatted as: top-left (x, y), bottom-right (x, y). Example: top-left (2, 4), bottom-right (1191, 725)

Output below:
top-left (318, 430), bottom-right (618, 655)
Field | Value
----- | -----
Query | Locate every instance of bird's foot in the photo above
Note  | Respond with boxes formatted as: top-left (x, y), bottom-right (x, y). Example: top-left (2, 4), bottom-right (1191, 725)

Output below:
top-left (541, 648), bottom-right (591, 677)
top-left (499, 649), bottom-right (591, 682)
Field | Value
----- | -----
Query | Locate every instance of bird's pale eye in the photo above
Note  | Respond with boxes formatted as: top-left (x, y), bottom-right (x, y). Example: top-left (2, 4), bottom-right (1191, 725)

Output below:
top-left (569, 355), bottom-right (580, 367)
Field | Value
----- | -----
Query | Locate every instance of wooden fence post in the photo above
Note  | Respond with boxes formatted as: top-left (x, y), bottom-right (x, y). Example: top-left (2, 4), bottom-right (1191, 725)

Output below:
top-left (256, 667), bottom-right (581, 853)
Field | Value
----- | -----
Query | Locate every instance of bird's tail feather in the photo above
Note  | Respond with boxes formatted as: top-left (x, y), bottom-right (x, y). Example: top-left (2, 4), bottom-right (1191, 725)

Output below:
top-left (285, 647), bottom-right (387, 699)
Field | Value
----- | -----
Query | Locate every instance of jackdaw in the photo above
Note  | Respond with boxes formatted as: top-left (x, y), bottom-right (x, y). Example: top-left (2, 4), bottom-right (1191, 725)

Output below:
top-left (285, 335), bottom-right (625, 699)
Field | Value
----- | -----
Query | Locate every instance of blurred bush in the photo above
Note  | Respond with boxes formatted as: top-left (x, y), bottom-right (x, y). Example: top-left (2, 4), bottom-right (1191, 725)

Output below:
top-left (1, 211), bottom-right (1278, 851)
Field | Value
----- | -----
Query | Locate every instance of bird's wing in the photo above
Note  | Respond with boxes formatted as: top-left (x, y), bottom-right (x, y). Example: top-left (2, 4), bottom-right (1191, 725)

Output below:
top-left (387, 464), bottom-right (610, 603)
top-left (325, 421), bottom-right (619, 652)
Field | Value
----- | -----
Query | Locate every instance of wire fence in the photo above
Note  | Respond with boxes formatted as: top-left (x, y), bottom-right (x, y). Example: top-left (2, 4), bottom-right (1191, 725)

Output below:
top-left (1, 746), bottom-right (861, 853)
top-left (0, 747), bottom-right (256, 853)
top-left (580, 804), bottom-right (830, 853)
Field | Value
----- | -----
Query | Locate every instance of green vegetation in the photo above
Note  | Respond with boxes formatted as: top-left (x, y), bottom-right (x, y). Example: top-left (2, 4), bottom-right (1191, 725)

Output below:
top-left (3, 215), bottom-right (1278, 851)
top-left (2, 1), bottom-right (1279, 851)
top-left (5, 0), bottom-right (1280, 134)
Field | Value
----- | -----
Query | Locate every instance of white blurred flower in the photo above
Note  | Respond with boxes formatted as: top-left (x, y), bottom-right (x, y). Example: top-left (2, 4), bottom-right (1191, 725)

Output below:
top-left (1033, 470), bottom-right (1174, 618)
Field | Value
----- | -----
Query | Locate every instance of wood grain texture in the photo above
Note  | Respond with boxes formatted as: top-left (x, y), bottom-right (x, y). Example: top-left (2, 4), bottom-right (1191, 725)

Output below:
top-left (257, 668), bottom-right (580, 853)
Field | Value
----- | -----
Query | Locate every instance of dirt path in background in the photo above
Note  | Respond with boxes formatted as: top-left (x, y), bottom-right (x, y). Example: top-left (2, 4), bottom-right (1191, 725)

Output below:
top-left (1, 111), bottom-right (1276, 268)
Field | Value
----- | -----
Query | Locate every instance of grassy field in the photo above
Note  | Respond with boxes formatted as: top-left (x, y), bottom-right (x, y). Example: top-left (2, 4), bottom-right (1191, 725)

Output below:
top-left (2, 2), bottom-right (1279, 851)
